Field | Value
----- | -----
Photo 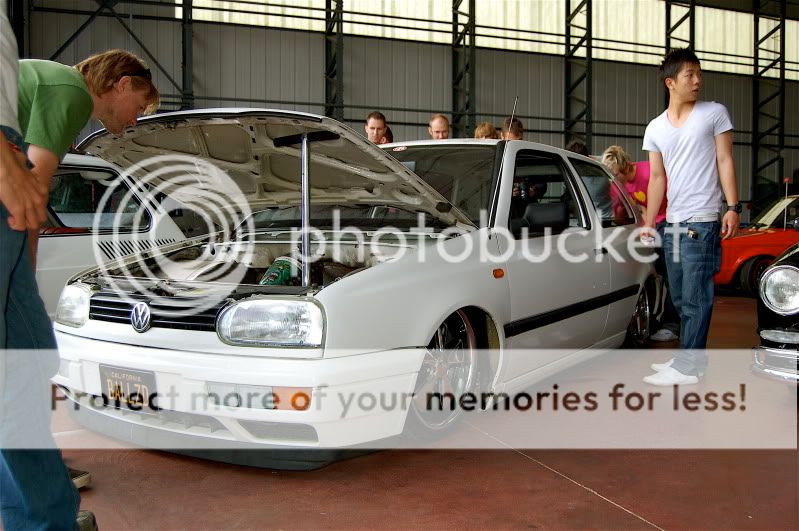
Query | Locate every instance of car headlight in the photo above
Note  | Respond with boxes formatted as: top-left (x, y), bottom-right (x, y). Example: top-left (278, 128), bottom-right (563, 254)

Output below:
top-left (760, 266), bottom-right (799, 315)
top-left (216, 299), bottom-right (324, 347)
top-left (55, 283), bottom-right (93, 327)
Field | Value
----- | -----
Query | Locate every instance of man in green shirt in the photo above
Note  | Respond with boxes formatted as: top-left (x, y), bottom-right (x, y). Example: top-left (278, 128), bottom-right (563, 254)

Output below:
top-left (1, 49), bottom-right (158, 530)
top-left (19, 49), bottom-right (159, 265)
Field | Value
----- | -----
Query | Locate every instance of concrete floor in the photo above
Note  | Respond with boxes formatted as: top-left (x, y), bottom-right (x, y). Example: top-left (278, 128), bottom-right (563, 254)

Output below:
top-left (57, 294), bottom-right (798, 530)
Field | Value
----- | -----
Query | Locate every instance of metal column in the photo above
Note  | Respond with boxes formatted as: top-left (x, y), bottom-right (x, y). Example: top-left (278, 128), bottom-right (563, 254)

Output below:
top-left (564, 0), bottom-right (592, 152)
top-left (181, 0), bottom-right (194, 110)
top-left (751, 0), bottom-right (786, 214)
top-left (665, 0), bottom-right (695, 51)
top-left (452, 0), bottom-right (476, 138)
top-left (8, 0), bottom-right (26, 56)
top-left (42, 0), bottom-right (184, 109)
top-left (664, 0), bottom-right (695, 106)
top-left (324, 0), bottom-right (344, 121)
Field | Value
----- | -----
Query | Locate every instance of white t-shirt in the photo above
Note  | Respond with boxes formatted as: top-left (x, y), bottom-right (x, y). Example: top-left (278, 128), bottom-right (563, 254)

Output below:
top-left (642, 101), bottom-right (733, 223)
top-left (0, 5), bottom-right (20, 132)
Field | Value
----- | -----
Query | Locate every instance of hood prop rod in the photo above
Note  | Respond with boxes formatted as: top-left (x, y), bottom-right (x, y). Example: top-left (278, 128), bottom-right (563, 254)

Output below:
top-left (300, 133), bottom-right (311, 288)
top-left (274, 129), bottom-right (341, 289)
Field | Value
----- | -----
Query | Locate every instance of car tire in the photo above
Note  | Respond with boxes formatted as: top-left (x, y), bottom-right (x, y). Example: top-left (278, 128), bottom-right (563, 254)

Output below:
top-left (624, 280), bottom-right (653, 347)
top-left (404, 309), bottom-right (479, 440)
top-left (740, 256), bottom-right (772, 296)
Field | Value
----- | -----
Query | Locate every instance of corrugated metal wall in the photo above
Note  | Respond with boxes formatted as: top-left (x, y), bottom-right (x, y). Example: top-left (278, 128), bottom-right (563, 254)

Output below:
top-left (26, 8), bottom-right (799, 201)
top-left (30, 0), bottom-right (181, 99)
top-left (344, 35), bottom-right (450, 144)
top-left (192, 23), bottom-right (324, 113)
top-left (474, 48), bottom-right (564, 149)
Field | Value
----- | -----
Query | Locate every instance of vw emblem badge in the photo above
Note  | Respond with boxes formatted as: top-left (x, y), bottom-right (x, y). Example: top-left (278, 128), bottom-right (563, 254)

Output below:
top-left (130, 302), bottom-right (152, 333)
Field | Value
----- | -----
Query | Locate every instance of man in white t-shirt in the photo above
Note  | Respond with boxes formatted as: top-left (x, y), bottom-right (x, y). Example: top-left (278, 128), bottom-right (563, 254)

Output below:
top-left (641, 48), bottom-right (740, 386)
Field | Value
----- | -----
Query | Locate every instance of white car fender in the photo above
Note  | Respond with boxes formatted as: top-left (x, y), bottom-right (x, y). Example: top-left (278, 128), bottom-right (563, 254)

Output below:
top-left (316, 229), bottom-right (511, 355)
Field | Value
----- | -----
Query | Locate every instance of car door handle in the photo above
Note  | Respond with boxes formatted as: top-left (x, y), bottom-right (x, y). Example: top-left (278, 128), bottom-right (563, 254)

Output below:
top-left (595, 247), bottom-right (608, 255)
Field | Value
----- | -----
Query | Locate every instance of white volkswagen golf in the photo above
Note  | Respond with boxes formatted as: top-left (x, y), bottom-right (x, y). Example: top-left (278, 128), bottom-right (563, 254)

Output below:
top-left (52, 109), bottom-right (654, 467)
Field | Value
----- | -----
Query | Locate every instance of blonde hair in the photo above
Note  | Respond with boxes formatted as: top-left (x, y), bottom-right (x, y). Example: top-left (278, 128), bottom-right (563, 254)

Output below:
top-left (75, 49), bottom-right (159, 115)
top-left (601, 145), bottom-right (633, 174)
top-left (474, 122), bottom-right (498, 139)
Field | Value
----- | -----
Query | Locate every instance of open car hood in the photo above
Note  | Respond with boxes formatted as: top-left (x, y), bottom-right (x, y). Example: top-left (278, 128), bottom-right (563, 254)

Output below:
top-left (77, 109), bottom-right (474, 228)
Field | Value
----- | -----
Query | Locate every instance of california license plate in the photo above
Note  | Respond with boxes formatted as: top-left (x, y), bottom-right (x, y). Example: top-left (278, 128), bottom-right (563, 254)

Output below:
top-left (99, 364), bottom-right (158, 414)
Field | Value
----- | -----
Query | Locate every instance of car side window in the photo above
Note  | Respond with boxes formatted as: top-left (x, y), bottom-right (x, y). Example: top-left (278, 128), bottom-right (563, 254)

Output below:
top-left (569, 158), bottom-right (635, 227)
top-left (785, 198), bottom-right (799, 226)
top-left (508, 150), bottom-right (586, 239)
top-left (49, 169), bottom-right (151, 231)
top-left (569, 158), bottom-right (613, 219)
top-left (607, 180), bottom-right (636, 226)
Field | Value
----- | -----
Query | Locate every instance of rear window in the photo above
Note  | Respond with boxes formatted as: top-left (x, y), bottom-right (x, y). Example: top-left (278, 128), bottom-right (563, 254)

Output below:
top-left (49, 169), bottom-right (151, 231)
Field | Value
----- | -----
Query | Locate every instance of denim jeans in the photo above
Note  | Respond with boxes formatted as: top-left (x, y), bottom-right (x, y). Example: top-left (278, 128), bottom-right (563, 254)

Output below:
top-left (0, 128), bottom-right (79, 530)
top-left (662, 221), bottom-right (721, 375)
top-left (655, 223), bottom-right (680, 335)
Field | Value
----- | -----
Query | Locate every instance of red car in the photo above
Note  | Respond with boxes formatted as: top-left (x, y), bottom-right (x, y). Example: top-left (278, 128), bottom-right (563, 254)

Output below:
top-left (715, 195), bottom-right (799, 295)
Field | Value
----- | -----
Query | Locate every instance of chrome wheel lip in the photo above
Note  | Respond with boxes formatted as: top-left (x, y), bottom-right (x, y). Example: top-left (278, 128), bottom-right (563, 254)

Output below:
top-left (412, 309), bottom-right (477, 431)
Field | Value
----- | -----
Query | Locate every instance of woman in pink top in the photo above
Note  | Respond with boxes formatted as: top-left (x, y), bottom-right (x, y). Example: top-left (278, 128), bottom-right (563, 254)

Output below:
top-left (602, 145), bottom-right (667, 224)
top-left (602, 145), bottom-right (679, 342)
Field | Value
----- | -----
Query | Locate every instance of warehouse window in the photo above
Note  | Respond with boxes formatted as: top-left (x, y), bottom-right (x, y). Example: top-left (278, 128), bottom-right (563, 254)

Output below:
top-left (186, 1), bottom-right (798, 80)
top-left (191, 1), bottom-right (326, 32)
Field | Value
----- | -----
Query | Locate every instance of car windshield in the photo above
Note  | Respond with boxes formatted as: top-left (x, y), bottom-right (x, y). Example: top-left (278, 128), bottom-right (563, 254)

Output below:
top-left (750, 197), bottom-right (799, 228)
top-left (385, 144), bottom-right (500, 226)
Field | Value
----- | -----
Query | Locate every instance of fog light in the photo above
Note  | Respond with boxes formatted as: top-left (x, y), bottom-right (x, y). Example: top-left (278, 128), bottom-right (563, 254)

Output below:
top-left (206, 383), bottom-right (311, 411)
top-left (206, 382), bottom-right (241, 407)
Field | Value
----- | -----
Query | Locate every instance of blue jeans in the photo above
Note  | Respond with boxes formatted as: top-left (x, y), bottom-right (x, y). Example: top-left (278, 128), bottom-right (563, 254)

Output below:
top-left (0, 128), bottom-right (79, 530)
top-left (662, 221), bottom-right (721, 376)
top-left (655, 223), bottom-right (680, 335)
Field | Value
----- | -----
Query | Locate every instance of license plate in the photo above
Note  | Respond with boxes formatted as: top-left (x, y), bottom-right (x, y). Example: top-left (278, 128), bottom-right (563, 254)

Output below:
top-left (99, 364), bottom-right (159, 414)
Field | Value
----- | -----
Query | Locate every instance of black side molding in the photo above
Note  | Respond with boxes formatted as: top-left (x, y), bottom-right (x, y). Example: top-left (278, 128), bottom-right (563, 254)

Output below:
top-left (504, 284), bottom-right (640, 338)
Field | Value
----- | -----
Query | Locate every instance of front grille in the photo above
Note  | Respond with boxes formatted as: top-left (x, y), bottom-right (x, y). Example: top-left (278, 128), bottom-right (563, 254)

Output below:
top-left (89, 290), bottom-right (225, 331)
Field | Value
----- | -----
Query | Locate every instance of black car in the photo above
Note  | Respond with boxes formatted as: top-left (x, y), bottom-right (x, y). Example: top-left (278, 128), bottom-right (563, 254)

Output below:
top-left (753, 241), bottom-right (799, 389)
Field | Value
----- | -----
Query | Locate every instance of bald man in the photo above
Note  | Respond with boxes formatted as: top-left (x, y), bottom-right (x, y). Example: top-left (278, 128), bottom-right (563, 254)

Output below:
top-left (428, 114), bottom-right (450, 140)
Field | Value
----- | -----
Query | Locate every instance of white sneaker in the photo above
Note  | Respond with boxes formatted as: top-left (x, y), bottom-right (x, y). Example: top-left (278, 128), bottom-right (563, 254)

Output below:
top-left (650, 358), bottom-right (674, 372)
top-left (643, 367), bottom-right (699, 386)
top-left (650, 328), bottom-right (678, 342)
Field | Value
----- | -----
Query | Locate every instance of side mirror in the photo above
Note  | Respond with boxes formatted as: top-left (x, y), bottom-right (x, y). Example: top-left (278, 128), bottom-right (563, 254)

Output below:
top-left (792, 217), bottom-right (799, 232)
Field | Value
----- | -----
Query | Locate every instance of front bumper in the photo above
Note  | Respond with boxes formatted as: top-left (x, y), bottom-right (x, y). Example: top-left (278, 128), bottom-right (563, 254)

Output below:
top-left (54, 330), bottom-right (425, 448)
top-left (751, 346), bottom-right (799, 384)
